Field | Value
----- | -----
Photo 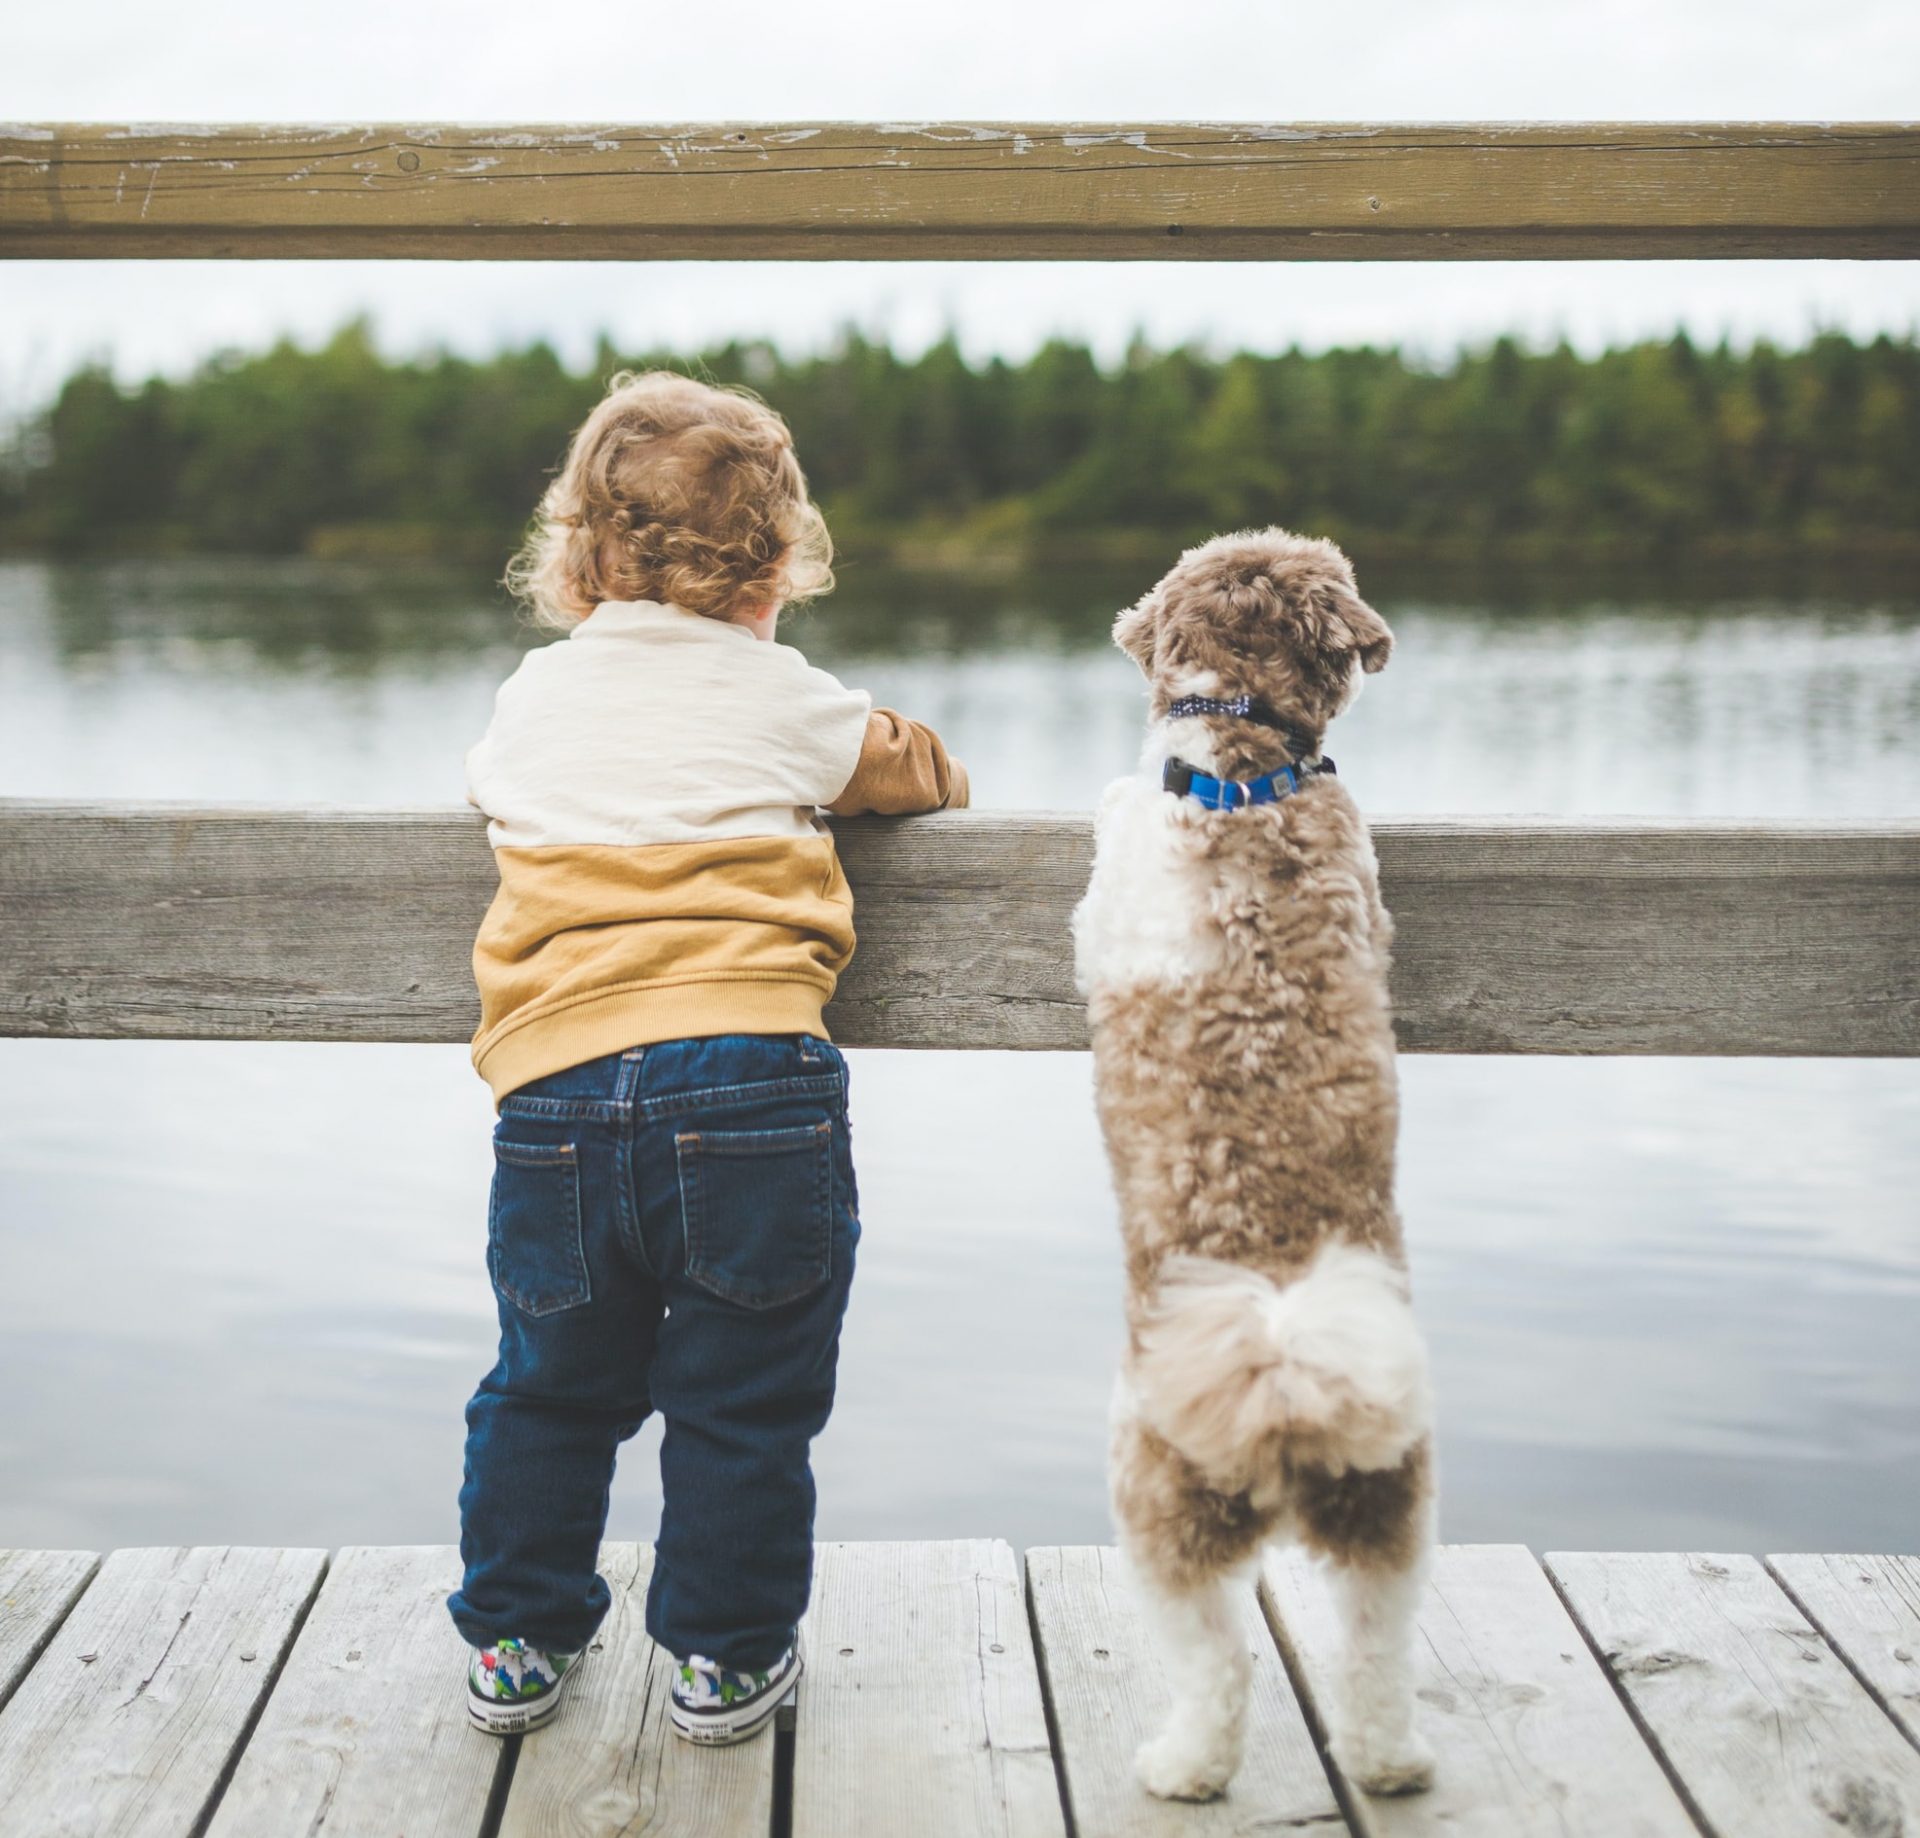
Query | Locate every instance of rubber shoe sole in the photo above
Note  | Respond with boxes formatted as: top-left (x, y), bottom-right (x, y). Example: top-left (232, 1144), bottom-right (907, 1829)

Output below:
top-left (468, 1672), bottom-right (572, 1737)
top-left (670, 1652), bottom-right (804, 1747)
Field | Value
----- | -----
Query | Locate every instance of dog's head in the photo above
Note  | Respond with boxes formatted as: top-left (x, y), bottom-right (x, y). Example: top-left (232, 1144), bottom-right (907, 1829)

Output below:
top-left (1113, 528), bottom-right (1391, 774)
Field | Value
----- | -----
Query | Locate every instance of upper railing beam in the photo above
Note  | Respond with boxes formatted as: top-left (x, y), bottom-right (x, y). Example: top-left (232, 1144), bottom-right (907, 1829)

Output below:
top-left (3, 122), bottom-right (1916, 260)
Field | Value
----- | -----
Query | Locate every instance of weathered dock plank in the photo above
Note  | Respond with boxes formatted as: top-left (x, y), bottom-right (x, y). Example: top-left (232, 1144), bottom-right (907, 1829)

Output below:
top-left (2, 1542), bottom-right (1919, 1833)
top-left (205, 1545), bottom-right (500, 1838)
top-left (0, 1550), bottom-right (99, 1711)
top-left (1264, 1544), bottom-right (1697, 1837)
top-left (497, 1542), bottom-right (773, 1838)
top-left (4, 122), bottom-right (1916, 262)
top-left (792, 1539), bottom-right (1066, 1838)
top-left (5, 802), bottom-right (1917, 1057)
top-left (1768, 1554), bottom-right (1920, 1750)
top-left (0, 1545), bottom-right (325, 1838)
top-left (1027, 1544), bottom-right (1342, 1836)
top-left (1548, 1550), bottom-right (1920, 1837)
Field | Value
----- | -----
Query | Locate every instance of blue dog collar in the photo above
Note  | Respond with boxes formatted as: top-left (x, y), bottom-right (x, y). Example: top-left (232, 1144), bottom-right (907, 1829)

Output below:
top-left (1162, 754), bottom-right (1336, 809)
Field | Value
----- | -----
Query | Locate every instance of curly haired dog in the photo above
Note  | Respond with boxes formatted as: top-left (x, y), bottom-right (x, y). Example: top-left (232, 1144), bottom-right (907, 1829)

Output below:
top-left (1072, 528), bottom-right (1436, 1803)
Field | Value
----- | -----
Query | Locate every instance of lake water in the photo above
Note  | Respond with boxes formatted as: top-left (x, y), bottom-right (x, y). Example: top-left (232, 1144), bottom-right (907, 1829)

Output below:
top-left (3, 557), bottom-right (1917, 1560)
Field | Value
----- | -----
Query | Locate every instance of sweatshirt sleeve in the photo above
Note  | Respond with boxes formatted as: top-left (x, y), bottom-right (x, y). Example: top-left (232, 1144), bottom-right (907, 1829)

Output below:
top-left (826, 708), bottom-right (971, 815)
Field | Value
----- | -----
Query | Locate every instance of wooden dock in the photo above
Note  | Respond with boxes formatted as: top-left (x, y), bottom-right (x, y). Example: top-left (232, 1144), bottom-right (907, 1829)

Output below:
top-left (4, 1541), bottom-right (1919, 1836)
top-left (5, 111), bottom-right (1919, 1838)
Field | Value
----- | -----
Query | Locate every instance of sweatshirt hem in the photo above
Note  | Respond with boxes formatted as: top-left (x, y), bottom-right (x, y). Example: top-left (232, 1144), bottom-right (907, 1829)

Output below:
top-left (475, 980), bottom-right (834, 1103)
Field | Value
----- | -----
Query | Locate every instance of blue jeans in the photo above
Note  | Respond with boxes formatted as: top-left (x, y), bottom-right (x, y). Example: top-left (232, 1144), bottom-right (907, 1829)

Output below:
top-left (447, 1034), bottom-right (860, 1668)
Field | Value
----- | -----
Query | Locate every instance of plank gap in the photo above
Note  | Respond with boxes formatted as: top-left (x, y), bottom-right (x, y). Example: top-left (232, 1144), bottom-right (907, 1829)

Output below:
top-left (1539, 1553), bottom-right (1718, 1838)
top-left (0, 1546), bottom-right (331, 1838)
top-left (204, 1544), bottom-right (504, 1838)
top-left (1546, 1551), bottom-right (1920, 1837)
top-left (1254, 1567), bottom-right (1377, 1838)
top-left (1268, 1545), bottom-right (1700, 1835)
top-left (1030, 1545), bottom-right (1342, 1835)
top-left (185, 1549), bottom-right (333, 1838)
top-left (477, 1733), bottom-right (522, 1838)
top-left (1765, 1556), bottom-right (1920, 1761)
top-left (772, 1712), bottom-right (794, 1838)
top-left (0, 1551), bottom-right (100, 1717)
top-left (1019, 1553), bottom-right (1083, 1838)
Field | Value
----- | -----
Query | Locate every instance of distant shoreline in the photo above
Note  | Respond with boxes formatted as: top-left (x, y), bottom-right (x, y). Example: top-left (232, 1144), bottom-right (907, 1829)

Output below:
top-left (6, 328), bottom-right (1913, 605)
top-left (5, 525), bottom-right (1917, 593)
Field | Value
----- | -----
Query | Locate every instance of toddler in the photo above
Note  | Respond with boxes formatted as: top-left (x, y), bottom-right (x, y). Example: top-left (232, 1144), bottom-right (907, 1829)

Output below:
top-left (448, 371), bottom-right (967, 1744)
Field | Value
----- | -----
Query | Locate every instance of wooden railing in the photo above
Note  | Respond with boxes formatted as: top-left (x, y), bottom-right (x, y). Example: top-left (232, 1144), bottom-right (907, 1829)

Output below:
top-left (5, 123), bottom-right (1915, 1058)
top-left (2, 804), bottom-right (1915, 1055)
top-left (3, 123), bottom-right (1917, 260)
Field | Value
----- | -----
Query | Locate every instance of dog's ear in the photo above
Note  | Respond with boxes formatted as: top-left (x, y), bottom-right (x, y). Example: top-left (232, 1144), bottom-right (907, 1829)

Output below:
top-left (1318, 580), bottom-right (1394, 675)
top-left (1112, 589), bottom-right (1162, 674)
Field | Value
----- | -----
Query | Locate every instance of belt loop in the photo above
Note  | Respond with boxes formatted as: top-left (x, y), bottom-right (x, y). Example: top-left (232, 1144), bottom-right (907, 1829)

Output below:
top-left (615, 1046), bottom-right (646, 1107)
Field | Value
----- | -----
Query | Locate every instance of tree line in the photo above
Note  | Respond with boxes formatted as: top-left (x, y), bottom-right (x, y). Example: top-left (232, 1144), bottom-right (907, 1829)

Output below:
top-left (2, 320), bottom-right (1915, 567)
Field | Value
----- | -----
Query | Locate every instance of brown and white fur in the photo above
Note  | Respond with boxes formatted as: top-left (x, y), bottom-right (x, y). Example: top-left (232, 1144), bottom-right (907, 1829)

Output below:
top-left (1072, 529), bottom-right (1436, 1803)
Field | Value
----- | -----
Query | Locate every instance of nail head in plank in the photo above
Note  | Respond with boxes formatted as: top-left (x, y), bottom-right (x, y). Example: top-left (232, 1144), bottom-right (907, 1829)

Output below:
top-left (205, 1544), bottom-right (500, 1838)
top-left (1264, 1543), bottom-right (1698, 1837)
top-left (0, 1550), bottom-right (99, 1711)
top-left (1027, 1544), bottom-right (1344, 1836)
top-left (498, 1542), bottom-right (773, 1838)
top-left (0, 1545), bottom-right (325, 1838)
top-left (792, 1539), bottom-right (1067, 1838)
top-left (1766, 1555), bottom-right (1920, 1752)
top-left (1548, 1550), bottom-right (1920, 1836)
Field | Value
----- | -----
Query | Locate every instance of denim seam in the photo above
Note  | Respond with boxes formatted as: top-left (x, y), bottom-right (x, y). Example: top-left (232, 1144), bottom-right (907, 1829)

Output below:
top-left (614, 1109), bottom-right (653, 1283)
top-left (639, 1072), bottom-right (844, 1124)
top-left (496, 1094), bottom-right (631, 1123)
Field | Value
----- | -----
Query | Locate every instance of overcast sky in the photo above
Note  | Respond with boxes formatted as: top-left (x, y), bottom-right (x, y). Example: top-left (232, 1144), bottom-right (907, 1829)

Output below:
top-left (4, 0), bottom-right (1916, 412)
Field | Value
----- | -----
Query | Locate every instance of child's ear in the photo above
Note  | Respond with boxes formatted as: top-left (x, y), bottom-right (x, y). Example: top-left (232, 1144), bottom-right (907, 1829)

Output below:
top-left (1321, 581), bottom-right (1394, 674)
top-left (1112, 589), bottom-right (1162, 674)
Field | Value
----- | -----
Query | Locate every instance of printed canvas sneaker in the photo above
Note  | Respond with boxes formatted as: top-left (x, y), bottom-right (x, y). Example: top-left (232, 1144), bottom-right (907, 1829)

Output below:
top-left (668, 1642), bottom-right (803, 1745)
top-left (466, 1637), bottom-right (582, 1735)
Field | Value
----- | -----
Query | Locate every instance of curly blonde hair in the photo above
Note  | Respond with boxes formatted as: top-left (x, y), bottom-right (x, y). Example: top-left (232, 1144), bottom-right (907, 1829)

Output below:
top-left (506, 370), bottom-right (834, 630)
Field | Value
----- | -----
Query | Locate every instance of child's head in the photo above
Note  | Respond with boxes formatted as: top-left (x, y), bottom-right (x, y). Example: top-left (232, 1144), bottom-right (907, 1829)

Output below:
top-left (507, 370), bottom-right (832, 631)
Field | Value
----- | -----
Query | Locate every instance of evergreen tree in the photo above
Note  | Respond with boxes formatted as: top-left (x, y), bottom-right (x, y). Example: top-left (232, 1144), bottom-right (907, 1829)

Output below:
top-left (4, 325), bottom-right (1914, 564)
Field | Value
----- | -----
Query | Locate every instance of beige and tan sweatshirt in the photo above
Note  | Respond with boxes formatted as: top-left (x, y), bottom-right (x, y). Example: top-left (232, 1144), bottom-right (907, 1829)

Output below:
top-left (465, 600), bottom-right (967, 1101)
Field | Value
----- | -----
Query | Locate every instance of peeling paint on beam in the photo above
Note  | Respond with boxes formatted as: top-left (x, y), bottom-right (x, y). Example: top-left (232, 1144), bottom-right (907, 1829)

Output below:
top-left (3, 121), bottom-right (1916, 260)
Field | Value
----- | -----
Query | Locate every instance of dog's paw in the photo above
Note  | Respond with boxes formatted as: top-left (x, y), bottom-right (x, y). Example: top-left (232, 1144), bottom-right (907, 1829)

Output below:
top-left (1135, 1728), bottom-right (1235, 1801)
top-left (1331, 1725), bottom-right (1435, 1796)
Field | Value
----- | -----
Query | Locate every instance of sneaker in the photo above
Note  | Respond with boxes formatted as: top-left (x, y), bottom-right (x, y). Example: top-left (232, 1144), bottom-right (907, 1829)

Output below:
top-left (466, 1637), bottom-right (581, 1735)
top-left (668, 1642), bottom-right (803, 1746)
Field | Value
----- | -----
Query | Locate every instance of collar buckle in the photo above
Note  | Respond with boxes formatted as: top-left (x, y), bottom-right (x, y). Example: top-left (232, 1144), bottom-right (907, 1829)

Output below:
top-left (1163, 755), bottom-right (1336, 811)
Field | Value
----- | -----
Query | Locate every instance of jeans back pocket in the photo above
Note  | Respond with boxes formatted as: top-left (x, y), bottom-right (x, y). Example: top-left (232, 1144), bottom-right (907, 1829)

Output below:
top-left (489, 1139), bottom-right (590, 1318)
top-left (675, 1119), bottom-right (834, 1309)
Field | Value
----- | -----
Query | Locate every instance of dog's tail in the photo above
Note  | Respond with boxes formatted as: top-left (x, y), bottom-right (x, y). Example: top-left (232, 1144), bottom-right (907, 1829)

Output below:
top-left (1131, 1242), bottom-right (1430, 1483)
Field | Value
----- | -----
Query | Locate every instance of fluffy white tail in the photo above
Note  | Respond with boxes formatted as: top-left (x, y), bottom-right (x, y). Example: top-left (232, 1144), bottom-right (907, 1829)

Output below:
top-left (1132, 1242), bottom-right (1431, 1483)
